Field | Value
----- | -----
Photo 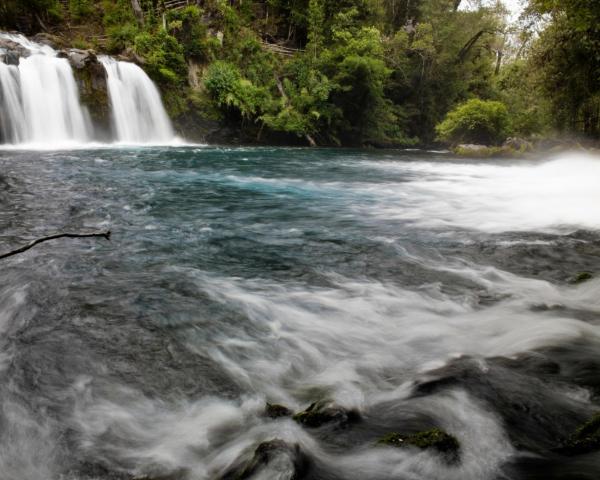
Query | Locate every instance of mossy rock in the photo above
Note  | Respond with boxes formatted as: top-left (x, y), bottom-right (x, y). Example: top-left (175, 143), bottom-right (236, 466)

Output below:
top-left (265, 402), bottom-right (293, 419)
top-left (572, 272), bottom-right (593, 284)
top-left (292, 399), bottom-right (360, 428)
top-left (377, 428), bottom-right (460, 462)
top-left (560, 412), bottom-right (600, 455)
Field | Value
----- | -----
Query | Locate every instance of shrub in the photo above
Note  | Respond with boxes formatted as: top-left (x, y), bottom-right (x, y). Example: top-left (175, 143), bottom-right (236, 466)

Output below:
top-left (204, 61), bottom-right (270, 119)
top-left (436, 98), bottom-right (510, 145)
top-left (69, 0), bottom-right (93, 20)
top-left (134, 30), bottom-right (187, 86)
top-left (166, 6), bottom-right (210, 61)
top-left (106, 24), bottom-right (138, 53)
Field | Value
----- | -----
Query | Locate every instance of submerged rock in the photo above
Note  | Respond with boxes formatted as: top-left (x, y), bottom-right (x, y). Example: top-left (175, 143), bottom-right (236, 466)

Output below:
top-left (292, 399), bottom-right (360, 428)
top-left (572, 271), bottom-right (593, 284)
top-left (560, 412), bottom-right (600, 455)
top-left (221, 439), bottom-right (309, 480)
top-left (265, 402), bottom-right (293, 419)
top-left (413, 356), bottom-right (590, 453)
top-left (377, 428), bottom-right (460, 462)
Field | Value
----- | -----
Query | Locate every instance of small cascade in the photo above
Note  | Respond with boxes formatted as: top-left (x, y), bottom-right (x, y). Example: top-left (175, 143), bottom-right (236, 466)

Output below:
top-left (99, 56), bottom-right (175, 144)
top-left (0, 33), bottom-right (92, 146)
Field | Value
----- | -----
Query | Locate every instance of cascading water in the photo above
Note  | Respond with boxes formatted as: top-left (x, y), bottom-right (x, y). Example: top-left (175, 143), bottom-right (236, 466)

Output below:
top-left (99, 56), bottom-right (175, 144)
top-left (0, 32), bottom-right (178, 147)
top-left (0, 33), bottom-right (91, 146)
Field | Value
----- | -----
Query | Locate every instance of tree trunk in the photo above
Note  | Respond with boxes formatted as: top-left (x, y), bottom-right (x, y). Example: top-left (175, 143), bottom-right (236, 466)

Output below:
top-left (494, 49), bottom-right (503, 75)
top-left (131, 0), bottom-right (145, 27)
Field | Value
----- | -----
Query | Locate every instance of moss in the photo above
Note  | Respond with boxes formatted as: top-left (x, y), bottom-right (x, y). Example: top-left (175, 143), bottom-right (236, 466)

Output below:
top-left (562, 413), bottom-right (600, 454)
top-left (572, 272), bottom-right (593, 284)
top-left (377, 428), bottom-right (460, 461)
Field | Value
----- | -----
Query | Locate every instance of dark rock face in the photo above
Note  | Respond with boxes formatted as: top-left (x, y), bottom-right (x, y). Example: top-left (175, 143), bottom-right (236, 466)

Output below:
top-left (0, 38), bottom-right (29, 65)
top-left (377, 428), bottom-right (460, 463)
top-left (221, 439), bottom-right (309, 480)
top-left (66, 49), bottom-right (111, 139)
top-left (293, 399), bottom-right (360, 428)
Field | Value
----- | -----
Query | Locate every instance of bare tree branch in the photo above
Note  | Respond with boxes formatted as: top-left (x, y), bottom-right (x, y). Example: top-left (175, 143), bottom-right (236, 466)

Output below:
top-left (0, 230), bottom-right (111, 260)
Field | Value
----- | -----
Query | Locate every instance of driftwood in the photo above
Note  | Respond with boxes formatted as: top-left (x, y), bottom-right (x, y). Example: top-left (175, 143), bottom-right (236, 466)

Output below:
top-left (0, 230), bottom-right (111, 260)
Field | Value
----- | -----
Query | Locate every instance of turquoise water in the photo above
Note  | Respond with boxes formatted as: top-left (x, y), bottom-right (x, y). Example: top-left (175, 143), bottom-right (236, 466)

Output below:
top-left (0, 147), bottom-right (600, 479)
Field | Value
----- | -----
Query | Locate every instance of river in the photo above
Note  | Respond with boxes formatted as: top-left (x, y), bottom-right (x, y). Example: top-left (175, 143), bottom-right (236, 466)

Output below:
top-left (0, 147), bottom-right (599, 480)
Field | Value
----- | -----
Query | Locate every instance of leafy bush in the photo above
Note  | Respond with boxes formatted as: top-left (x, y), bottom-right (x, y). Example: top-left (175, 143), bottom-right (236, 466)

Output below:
top-left (134, 30), bottom-right (187, 86)
top-left (436, 99), bottom-right (510, 145)
top-left (69, 0), bottom-right (93, 20)
top-left (204, 61), bottom-right (270, 119)
top-left (166, 6), bottom-right (210, 61)
top-left (106, 24), bottom-right (138, 53)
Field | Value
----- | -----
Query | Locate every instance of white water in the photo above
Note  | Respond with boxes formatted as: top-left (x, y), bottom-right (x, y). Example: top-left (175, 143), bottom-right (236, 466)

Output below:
top-left (350, 153), bottom-right (600, 234)
top-left (99, 56), bottom-right (175, 144)
top-left (0, 33), bottom-right (91, 146)
top-left (0, 33), bottom-right (178, 147)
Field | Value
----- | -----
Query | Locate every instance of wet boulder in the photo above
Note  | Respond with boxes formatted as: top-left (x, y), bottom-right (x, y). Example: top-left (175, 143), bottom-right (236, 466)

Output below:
top-left (67, 48), bottom-right (99, 69)
top-left (377, 428), bottom-right (460, 463)
top-left (413, 356), bottom-right (591, 453)
top-left (221, 439), bottom-right (309, 480)
top-left (560, 412), bottom-right (600, 455)
top-left (0, 38), bottom-right (28, 65)
top-left (293, 399), bottom-right (360, 428)
top-left (571, 271), bottom-right (593, 284)
top-left (265, 402), bottom-right (294, 419)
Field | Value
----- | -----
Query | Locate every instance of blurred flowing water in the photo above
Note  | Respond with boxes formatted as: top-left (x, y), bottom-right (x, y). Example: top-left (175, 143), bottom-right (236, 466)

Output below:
top-left (0, 147), bottom-right (599, 480)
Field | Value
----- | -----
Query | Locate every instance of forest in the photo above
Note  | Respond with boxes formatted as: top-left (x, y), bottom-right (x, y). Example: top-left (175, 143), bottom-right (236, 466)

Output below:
top-left (1, 0), bottom-right (599, 147)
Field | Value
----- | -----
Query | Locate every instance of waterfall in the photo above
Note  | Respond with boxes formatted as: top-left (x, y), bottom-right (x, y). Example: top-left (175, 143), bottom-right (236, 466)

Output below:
top-left (99, 57), bottom-right (175, 144)
top-left (0, 32), bottom-right (179, 147)
top-left (0, 33), bottom-right (91, 146)
top-left (0, 64), bottom-right (25, 143)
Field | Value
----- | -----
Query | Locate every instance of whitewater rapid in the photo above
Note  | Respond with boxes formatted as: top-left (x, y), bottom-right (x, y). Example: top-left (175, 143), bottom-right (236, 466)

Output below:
top-left (0, 148), bottom-right (598, 480)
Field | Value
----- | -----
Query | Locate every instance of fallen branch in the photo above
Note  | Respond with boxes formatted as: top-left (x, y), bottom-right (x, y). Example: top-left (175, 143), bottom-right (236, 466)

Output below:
top-left (0, 230), bottom-right (111, 260)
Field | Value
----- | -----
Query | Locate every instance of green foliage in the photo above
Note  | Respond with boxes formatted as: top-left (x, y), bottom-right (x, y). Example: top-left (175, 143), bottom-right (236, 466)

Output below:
top-left (166, 6), bottom-right (211, 61)
top-left (495, 61), bottom-right (549, 137)
top-left (204, 61), bottom-right (270, 119)
top-left (106, 24), bottom-right (138, 53)
top-left (69, 0), bottom-right (94, 20)
top-left (436, 99), bottom-right (510, 145)
top-left (524, 0), bottom-right (600, 137)
top-left (262, 62), bottom-right (334, 138)
top-left (8, 0), bottom-right (594, 145)
top-left (134, 30), bottom-right (187, 86)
